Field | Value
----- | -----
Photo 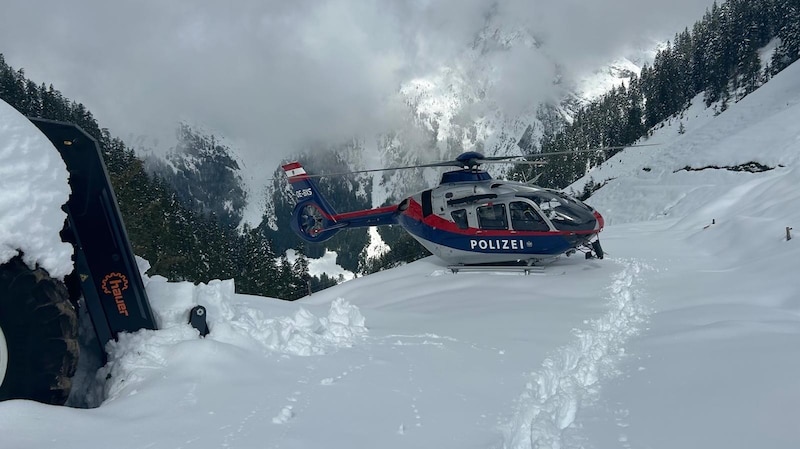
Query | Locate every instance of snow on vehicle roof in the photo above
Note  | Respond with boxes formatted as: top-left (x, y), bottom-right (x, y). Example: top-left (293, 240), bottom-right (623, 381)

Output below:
top-left (0, 98), bottom-right (73, 278)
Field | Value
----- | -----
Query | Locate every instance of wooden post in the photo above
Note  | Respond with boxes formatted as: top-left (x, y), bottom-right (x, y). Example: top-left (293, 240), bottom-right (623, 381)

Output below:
top-left (788, 227), bottom-right (793, 241)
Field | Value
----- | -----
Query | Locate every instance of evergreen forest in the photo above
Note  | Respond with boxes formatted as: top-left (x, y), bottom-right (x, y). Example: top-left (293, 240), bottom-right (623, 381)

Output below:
top-left (0, 54), bottom-right (333, 300)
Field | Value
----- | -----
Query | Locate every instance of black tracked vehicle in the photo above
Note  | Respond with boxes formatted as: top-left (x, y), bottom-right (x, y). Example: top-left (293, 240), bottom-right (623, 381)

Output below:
top-left (0, 118), bottom-right (207, 405)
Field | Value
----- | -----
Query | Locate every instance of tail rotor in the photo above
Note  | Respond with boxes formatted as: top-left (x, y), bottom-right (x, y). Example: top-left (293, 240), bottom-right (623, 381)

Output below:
top-left (299, 204), bottom-right (324, 237)
top-left (283, 162), bottom-right (342, 243)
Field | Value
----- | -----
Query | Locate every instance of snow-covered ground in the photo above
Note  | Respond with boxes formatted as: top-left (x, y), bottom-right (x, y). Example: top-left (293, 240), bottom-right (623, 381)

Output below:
top-left (2, 60), bottom-right (800, 449)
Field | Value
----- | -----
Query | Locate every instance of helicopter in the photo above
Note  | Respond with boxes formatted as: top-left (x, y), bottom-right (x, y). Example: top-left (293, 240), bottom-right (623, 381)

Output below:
top-left (282, 150), bottom-right (609, 266)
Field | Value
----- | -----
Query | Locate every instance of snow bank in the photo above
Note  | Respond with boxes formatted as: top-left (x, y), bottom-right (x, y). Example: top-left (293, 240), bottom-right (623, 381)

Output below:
top-left (0, 99), bottom-right (73, 277)
top-left (203, 296), bottom-right (367, 357)
top-left (98, 259), bottom-right (368, 402)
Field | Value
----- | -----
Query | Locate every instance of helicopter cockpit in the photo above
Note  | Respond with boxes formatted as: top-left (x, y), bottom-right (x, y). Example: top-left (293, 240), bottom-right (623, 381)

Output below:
top-left (516, 191), bottom-right (596, 230)
top-left (440, 188), bottom-right (596, 233)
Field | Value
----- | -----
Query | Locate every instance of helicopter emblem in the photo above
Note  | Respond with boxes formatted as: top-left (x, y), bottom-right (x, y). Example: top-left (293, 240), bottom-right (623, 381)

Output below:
top-left (282, 151), bottom-right (606, 266)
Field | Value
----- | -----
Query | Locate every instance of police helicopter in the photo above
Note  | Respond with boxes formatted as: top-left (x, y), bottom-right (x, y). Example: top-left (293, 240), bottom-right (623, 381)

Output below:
top-left (282, 149), bottom-right (615, 266)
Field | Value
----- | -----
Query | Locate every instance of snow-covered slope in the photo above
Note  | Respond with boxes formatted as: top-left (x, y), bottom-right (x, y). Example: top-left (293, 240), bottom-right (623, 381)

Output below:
top-left (1, 61), bottom-right (799, 449)
top-left (0, 100), bottom-right (73, 278)
top-left (569, 57), bottom-right (800, 226)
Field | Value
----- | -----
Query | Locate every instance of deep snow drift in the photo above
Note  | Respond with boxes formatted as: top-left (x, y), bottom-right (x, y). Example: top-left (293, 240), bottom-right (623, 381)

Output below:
top-left (1, 63), bottom-right (799, 449)
top-left (0, 100), bottom-right (72, 278)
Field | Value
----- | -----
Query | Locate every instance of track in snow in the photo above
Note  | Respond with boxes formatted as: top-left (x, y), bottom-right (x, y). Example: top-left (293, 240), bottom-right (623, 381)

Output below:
top-left (500, 259), bottom-right (648, 449)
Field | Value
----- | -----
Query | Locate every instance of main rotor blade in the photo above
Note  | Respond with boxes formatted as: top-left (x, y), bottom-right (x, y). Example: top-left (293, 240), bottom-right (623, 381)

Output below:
top-left (477, 143), bottom-right (658, 164)
top-left (288, 143), bottom-right (658, 178)
top-left (480, 159), bottom-right (547, 166)
top-left (525, 143), bottom-right (659, 158)
top-left (302, 160), bottom-right (458, 178)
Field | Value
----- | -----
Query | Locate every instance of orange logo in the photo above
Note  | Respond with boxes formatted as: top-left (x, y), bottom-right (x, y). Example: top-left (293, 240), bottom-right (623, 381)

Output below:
top-left (101, 272), bottom-right (130, 317)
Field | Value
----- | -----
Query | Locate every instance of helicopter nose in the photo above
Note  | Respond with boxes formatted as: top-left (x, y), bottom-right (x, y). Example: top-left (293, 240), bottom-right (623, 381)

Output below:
top-left (593, 211), bottom-right (605, 230)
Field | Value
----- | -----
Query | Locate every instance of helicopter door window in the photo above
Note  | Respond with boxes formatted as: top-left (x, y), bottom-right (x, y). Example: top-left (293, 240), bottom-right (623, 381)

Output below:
top-left (451, 209), bottom-right (469, 229)
top-left (510, 201), bottom-right (549, 231)
top-left (477, 204), bottom-right (507, 230)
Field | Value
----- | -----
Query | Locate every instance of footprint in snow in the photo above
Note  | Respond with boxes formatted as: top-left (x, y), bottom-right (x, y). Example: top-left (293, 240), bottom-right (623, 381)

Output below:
top-left (272, 406), bottom-right (294, 424)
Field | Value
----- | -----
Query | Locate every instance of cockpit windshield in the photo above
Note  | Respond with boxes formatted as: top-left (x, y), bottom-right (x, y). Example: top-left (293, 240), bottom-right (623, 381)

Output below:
top-left (519, 191), bottom-right (594, 227)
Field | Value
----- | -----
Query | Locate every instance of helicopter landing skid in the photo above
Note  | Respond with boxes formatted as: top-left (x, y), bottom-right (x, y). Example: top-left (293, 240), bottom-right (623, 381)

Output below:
top-left (582, 240), bottom-right (605, 260)
top-left (447, 265), bottom-right (547, 275)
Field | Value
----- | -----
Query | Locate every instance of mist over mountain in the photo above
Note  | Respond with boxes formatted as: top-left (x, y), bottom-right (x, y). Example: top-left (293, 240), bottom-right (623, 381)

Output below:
top-left (0, 0), bottom-right (717, 173)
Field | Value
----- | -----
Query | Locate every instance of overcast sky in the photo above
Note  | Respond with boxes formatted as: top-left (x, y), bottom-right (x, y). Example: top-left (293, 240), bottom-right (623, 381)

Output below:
top-left (1, 0), bottom-right (715, 171)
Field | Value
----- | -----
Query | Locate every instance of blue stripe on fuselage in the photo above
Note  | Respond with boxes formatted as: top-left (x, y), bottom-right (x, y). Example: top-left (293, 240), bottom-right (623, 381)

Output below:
top-left (396, 214), bottom-right (573, 256)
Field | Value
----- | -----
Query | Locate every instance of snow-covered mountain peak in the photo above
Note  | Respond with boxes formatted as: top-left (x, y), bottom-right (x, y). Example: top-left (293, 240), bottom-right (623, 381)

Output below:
top-left (571, 41), bottom-right (662, 103)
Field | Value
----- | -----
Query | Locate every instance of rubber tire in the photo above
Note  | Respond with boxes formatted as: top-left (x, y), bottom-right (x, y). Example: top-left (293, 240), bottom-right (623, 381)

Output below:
top-left (0, 256), bottom-right (79, 405)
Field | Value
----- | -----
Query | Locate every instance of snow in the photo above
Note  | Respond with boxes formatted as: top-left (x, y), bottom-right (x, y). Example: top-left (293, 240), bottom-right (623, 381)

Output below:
top-left (285, 248), bottom-right (355, 281)
top-left (2, 59), bottom-right (800, 449)
top-left (571, 40), bottom-right (663, 104)
top-left (759, 37), bottom-right (781, 68)
top-left (0, 99), bottom-right (73, 278)
top-left (366, 226), bottom-right (389, 259)
top-left (573, 56), bottom-right (644, 102)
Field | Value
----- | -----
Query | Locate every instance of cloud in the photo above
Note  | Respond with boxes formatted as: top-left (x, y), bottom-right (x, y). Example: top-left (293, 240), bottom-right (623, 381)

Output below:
top-left (0, 0), bottom-right (715, 171)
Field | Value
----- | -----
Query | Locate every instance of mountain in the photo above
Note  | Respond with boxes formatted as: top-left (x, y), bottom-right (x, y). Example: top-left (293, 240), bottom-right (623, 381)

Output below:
top-left (146, 123), bottom-right (247, 230)
top-left (3, 55), bottom-right (799, 449)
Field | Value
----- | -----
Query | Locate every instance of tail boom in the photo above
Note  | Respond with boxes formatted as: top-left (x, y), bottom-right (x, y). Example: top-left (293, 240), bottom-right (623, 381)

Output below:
top-left (282, 162), bottom-right (399, 243)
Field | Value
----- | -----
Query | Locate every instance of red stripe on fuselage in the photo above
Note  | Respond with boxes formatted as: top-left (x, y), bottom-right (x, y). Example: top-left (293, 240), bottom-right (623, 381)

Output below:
top-left (299, 204), bottom-right (397, 225)
top-left (334, 205), bottom-right (398, 221)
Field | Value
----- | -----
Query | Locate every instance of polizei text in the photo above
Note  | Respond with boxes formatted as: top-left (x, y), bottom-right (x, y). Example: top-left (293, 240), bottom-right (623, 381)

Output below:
top-left (469, 239), bottom-right (527, 251)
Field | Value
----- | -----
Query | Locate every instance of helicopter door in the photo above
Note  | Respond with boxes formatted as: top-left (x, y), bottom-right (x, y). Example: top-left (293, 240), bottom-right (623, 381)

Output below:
top-left (509, 201), bottom-right (550, 231)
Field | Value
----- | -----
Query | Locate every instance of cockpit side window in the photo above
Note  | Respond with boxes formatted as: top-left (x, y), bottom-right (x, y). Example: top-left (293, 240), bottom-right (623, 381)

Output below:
top-left (477, 204), bottom-right (507, 230)
top-left (510, 201), bottom-right (550, 231)
top-left (451, 209), bottom-right (469, 229)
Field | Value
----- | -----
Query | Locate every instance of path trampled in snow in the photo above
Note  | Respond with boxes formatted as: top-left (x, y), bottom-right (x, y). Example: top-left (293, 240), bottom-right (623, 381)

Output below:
top-left (501, 260), bottom-right (648, 449)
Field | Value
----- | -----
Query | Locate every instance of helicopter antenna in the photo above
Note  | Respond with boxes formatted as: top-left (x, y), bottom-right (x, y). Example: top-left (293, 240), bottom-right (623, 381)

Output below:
top-left (525, 172), bottom-right (544, 186)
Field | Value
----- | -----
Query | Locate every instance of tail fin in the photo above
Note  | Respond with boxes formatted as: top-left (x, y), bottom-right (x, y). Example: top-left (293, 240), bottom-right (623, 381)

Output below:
top-left (282, 162), bottom-right (342, 243)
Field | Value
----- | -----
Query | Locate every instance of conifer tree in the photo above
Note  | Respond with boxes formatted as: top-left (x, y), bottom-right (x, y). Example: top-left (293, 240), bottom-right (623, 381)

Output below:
top-left (0, 53), bottom-right (310, 300)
